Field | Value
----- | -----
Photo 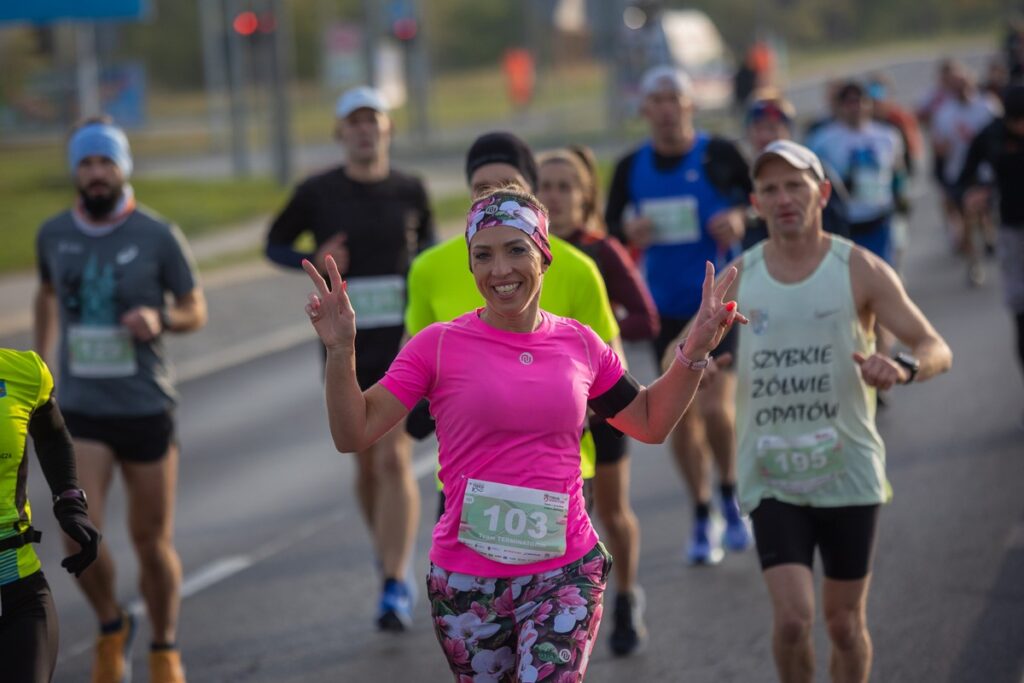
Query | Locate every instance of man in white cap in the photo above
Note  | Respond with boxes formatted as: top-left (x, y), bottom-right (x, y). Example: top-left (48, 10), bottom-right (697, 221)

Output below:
top-left (265, 86), bottom-right (435, 631)
top-left (34, 116), bottom-right (207, 683)
top-left (726, 140), bottom-right (951, 682)
top-left (606, 65), bottom-right (753, 565)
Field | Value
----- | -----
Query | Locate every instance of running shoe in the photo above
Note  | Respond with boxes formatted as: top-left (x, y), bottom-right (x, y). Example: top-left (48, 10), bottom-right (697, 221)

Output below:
top-left (91, 610), bottom-right (136, 683)
top-left (721, 494), bottom-right (752, 552)
top-left (609, 587), bottom-right (648, 656)
top-left (149, 649), bottom-right (186, 683)
top-left (967, 262), bottom-right (985, 288)
top-left (686, 517), bottom-right (723, 566)
top-left (377, 578), bottom-right (413, 632)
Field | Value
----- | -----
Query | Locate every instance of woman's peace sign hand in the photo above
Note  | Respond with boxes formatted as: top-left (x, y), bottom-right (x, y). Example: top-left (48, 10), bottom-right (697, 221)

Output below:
top-left (685, 261), bottom-right (747, 359)
top-left (302, 255), bottom-right (356, 350)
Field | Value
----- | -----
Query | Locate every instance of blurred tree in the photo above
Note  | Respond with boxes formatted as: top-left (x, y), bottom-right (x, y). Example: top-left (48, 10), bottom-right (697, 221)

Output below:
top-left (119, 0), bottom-right (202, 89)
top-left (423, 0), bottom-right (521, 71)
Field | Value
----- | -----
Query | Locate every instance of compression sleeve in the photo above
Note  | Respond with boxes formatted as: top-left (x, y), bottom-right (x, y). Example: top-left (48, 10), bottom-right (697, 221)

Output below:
top-left (28, 398), bottom-right (79, 496)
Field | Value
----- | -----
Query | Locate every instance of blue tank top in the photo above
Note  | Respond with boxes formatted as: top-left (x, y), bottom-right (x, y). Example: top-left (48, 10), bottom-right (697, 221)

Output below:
top-left (628, 135), bottom-right (737, 318)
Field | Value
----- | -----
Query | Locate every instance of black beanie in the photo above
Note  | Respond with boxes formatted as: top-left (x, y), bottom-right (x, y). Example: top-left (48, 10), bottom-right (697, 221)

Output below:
top-left (464, 132), bottom-right (538, 191)
top-left (1004, 85), bottom-right (1024, 120)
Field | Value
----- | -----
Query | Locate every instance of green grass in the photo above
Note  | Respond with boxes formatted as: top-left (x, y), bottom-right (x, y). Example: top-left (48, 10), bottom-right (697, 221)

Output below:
top-left (1, 146), bottom-right (287, 275)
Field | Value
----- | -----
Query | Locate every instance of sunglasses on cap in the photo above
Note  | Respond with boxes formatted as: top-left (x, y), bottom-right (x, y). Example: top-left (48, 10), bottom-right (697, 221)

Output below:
top-left (747, 100), bottom-right (793, 125)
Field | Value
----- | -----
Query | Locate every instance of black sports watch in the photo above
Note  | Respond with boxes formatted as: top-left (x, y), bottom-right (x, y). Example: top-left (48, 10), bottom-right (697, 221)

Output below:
top-left (53, 488), bottom-right (88, 505)
top-left (893, 352), bottom-right (920, 384)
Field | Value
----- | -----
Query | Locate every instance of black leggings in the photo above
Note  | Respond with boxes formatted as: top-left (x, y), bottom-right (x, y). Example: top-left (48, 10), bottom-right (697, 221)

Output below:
top-left (1016, 313), bottom-right (1024, 379)
top-left (0, 571), bottom-right (58, 683)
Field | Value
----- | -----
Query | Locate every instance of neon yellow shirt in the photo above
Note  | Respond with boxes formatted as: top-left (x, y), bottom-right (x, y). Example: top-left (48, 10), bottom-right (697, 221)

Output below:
top-left (0, 349), bottom-right (52, 585)
top-left (406, 234), bottom-right (620, 481)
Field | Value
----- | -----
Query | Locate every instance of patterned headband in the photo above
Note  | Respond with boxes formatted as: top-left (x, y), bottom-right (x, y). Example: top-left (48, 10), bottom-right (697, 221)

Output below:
top-left (465, 193), bottom-right (552, 264)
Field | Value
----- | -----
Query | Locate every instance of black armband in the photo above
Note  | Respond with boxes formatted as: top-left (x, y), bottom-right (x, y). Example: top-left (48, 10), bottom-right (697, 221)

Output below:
top-left (588, 373), bottom-right (641, 420)
top-left (27, 398), bottom-right (79, 495)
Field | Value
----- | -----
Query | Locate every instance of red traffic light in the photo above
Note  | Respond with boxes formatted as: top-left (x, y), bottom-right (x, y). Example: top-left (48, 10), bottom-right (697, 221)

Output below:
top-left (233, 11), bottom-right (259, 36)
top-left (391, 17), bottom-right (417, 42)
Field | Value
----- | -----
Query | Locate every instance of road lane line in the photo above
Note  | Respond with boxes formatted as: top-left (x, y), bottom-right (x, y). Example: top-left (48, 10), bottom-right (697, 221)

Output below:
top-left (58, 450), bottom-right (439, 664)
top-left (1006, 521), bottom-right (1024, 550)
top-left (177, 324), bottom-right (313, 383)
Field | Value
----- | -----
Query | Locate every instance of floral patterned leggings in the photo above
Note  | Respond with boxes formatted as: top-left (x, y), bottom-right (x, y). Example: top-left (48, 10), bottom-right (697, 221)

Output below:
top-left (427, 544), bottom-right (612, 683)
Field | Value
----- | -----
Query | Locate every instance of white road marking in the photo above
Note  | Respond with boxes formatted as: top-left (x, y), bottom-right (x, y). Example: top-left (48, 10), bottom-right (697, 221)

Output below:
top-left (58, 450), bottom-right (439, 664)
top-left (177, 324), bottom-right (314, 383)
top-left (1006, 521), bottom-right (1024, 550)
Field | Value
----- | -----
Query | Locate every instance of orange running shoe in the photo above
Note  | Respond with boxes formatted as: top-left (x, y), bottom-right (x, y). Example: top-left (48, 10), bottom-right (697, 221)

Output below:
top-left (91, 611), bottom-right (136, 683)
top-left (149, 648), bottom-right (187, 683)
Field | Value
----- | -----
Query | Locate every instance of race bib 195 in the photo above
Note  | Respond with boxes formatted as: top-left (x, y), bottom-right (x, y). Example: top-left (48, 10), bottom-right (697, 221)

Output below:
top-left (756, 427), bottom-right (845, 494)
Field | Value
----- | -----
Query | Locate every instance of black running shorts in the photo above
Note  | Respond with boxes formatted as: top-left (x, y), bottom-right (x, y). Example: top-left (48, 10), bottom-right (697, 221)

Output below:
top-left (653, 316), bottom-right (737, 368)
top-left (750, 498), bottom-right (880, 581)
top-left (591, 419), bottom-right (628, 465)
top-left (321, 324), bottom-right (405, 390)
top-left (64, 411), bottom-right (176, 463)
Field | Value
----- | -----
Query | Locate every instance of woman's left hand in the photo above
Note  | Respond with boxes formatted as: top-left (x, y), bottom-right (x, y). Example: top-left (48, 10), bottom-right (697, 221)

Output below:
top-left (683, 262), bottom-right (747, 360)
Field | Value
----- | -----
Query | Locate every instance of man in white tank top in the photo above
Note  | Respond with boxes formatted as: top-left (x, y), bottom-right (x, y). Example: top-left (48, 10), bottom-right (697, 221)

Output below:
top-left (721, 141), bottom-right (952, 682)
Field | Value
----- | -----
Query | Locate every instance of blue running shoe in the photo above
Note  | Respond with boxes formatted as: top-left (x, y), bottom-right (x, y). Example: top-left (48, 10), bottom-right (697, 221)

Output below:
top-left (378, 578), bottom-right (413, 632)
top-left (721, 494), bottom-right (752, 552)
top-left (686, 517), bottom-right (723, 566)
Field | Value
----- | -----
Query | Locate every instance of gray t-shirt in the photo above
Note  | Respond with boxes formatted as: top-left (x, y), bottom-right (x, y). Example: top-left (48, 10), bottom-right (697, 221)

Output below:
top-left (36, 206), bottom-right (199, 416)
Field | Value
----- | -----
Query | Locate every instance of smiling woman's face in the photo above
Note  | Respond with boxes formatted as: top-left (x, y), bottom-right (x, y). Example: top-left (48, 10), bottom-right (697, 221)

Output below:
top-left (469, 224), bottom-right (546, 326)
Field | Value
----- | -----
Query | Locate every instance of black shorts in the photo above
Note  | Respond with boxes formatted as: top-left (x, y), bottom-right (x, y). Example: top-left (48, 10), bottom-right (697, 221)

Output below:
top-left (653, 315), bottom-right (738, 367)
top-left (322, 325), bottom-right (404, 390)
top-left (750, 498), bottom-right (880, 580)
top-left (0, 571), bottom-right (58, 683)
top-left (591, 419), bottom-right (628, 465)
top-left (64, 411), bottom-right (175, 463)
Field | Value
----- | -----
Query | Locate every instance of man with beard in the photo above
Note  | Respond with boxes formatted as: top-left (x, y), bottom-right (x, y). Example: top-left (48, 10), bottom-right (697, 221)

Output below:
top-left (265, 86), bottom-right (435, 632)
top-left (34, 117), bottom-right (207, 683)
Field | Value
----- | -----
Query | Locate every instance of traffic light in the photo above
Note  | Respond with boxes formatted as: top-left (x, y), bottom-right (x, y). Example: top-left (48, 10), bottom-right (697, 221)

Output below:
top-left (391, 16), bottom-right (417, 42)
top-left (232, 10), bottom-right (259, 36)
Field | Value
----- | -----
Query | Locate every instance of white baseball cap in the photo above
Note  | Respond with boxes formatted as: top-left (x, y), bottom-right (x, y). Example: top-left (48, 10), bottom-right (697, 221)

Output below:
top-left (752, 140), bottom-right (825, 181)
top-left (640, 65), bottom-right (693, 98)
top-left (335, 86), bottom-right (388, 119)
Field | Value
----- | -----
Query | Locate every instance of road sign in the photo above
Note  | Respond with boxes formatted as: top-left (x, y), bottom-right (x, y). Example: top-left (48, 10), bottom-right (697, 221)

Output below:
top-left (0, 0), bottom-right (148, 23)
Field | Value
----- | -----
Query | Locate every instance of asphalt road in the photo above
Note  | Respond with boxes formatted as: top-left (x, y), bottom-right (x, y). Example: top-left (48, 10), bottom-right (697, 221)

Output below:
top-left (23, 176), bottom-right (1024, 683)
top-left (6, 48), bottom-right (1022, 683)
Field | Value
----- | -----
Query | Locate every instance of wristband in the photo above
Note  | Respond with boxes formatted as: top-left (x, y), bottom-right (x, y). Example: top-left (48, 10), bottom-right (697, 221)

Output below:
top-left (53, 488), bottom-right (88, 505)
top-left (159, 308), bottom-right (173, 333)
top-left (675, 339), bottom-right (710, 371)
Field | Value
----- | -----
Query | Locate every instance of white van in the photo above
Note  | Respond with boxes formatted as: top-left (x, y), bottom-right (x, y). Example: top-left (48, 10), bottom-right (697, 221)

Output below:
top-left (619, 9), bottom-right (733, 111)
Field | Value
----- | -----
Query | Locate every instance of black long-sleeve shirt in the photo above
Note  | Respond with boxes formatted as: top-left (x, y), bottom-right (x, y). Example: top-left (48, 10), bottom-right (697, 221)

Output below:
top-left (265, 166), bottom-right (435, 274)
top-left (957, 119), bottom-right (1024, 228)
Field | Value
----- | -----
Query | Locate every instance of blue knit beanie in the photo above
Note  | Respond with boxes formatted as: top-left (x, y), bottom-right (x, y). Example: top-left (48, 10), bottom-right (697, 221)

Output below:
top-left (68, 123), bottom-right (133, 178)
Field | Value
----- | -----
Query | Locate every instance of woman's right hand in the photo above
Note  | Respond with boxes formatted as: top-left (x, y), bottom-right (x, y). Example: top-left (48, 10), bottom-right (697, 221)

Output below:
top-left (302, 255), bottom-right (356, 350)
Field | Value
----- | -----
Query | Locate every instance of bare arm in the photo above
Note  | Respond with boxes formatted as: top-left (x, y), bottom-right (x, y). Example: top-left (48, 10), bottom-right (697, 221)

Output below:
top-left (164, 288), bottom-right (208, 333)
top-left (120, 288), bottom-right (208, 342)
top-left (304, 256), bottom-right (410, 453)
top-left (851, 249), bottom-right (952, 388)
top-left (33, 283), bottom-right (58, 366)
top-left (609, 263), bottom-right (746, 443)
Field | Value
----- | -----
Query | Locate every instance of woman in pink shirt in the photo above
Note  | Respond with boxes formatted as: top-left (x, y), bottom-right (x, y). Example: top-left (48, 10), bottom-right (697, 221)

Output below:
top-left (301, 185), bottom-right (743, 681)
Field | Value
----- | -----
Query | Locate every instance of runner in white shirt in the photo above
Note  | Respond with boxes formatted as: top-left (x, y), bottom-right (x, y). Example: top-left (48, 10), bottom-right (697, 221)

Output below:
top-left (930, 67), bottom-right (1001, 285)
